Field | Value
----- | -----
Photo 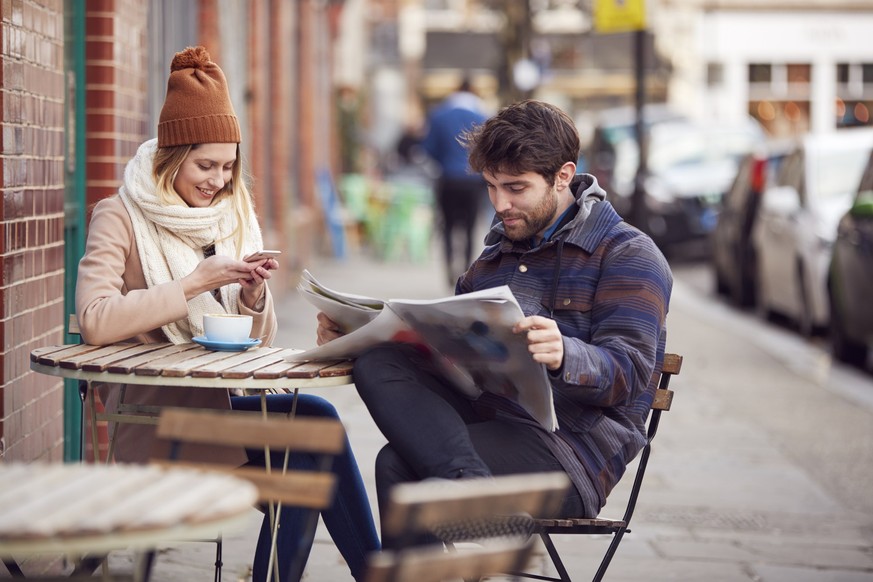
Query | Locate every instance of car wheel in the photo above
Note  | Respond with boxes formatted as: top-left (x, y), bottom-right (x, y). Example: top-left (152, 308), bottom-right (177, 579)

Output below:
top-left (713, 263), bottom-right (729, 298)
top-left (829, 285), bottom-right (868, 367)
top-left (736, 248), bottom-right (757, 309)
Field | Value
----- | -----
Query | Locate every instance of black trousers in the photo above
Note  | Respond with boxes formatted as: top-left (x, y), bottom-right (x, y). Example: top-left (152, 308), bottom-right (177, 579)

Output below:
top-left (436, 176), bottom-right (485, 282)
top-left (353, 343), bottom-right (585, 546)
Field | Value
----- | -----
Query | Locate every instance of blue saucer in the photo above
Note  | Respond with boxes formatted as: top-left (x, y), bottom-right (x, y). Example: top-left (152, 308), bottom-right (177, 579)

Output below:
top-left (192, 336), bottom-right (261, 352)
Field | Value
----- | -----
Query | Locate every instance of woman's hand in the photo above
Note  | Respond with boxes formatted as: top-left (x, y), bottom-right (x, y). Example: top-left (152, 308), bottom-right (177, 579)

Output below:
top-left (180, 255), bottom-right (277, 302)
top-left (316, 312), bottom-right (345, 345)
top-left (513, 315), bottom-right (564, 371)
top-left (239, 258), bottom-right (278, 305)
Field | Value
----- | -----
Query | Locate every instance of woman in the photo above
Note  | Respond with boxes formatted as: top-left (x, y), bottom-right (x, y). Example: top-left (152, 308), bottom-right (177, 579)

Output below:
top-left (75, 46), bottom-right (379, 581)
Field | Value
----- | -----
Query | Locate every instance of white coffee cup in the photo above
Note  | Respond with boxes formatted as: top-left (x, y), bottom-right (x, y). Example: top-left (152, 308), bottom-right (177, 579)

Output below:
top-left (202, 314), bottom-right (253, 343)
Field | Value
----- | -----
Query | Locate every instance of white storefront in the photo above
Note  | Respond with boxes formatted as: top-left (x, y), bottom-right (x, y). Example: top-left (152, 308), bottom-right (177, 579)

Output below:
top-left (658, 7), bottom-right (873, 137)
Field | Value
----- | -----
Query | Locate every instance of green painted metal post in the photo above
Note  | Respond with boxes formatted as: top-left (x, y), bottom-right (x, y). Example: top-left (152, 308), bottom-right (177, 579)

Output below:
top-left (63, 1), bottom-right (86, 462)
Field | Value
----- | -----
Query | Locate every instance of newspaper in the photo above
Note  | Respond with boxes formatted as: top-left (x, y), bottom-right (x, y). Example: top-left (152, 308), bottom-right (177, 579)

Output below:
top-left (290, 270), bottom-right (558, 431)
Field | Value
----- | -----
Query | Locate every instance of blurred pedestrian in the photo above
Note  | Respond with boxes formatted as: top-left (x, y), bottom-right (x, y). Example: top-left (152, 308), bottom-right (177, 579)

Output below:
top-left (422, 76), bottom-right (489, 286)
top-left (75, 46), bottom-right (379, 581)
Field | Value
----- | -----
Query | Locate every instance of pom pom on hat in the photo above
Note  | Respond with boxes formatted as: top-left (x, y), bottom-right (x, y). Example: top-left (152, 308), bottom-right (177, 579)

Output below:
top-left (170, 45), bottom-right (212, 72)
top-left (158, 46), bottom-right (241, 147)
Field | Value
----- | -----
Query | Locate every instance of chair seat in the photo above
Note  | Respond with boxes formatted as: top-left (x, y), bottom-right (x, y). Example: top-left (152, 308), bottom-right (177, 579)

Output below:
top-left (534, 517), bottom-right (627, 534)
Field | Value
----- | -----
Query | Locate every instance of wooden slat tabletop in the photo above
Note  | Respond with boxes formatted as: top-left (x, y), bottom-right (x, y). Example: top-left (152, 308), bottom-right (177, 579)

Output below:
top-left (0, 463), bottom-right (257, 550)
top-left (29, 343), bottom-right (355, 390)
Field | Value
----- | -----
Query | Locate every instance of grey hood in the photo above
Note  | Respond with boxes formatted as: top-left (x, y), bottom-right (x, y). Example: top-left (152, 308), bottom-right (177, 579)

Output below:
top-left (484, 173), bottom-right (607, 245)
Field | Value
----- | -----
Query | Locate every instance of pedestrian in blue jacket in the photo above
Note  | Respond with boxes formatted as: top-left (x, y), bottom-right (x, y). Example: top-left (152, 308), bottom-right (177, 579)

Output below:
top-left (422, 77), bottom-right (489, 286)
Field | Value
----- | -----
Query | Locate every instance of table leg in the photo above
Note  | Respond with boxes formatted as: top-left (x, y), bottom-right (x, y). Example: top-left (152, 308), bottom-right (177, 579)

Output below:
top-left (105, 386), bottom-right (127, 464)
top-left (262, 388), bottom-right (302, 582)
top-left (260, 391), bottom-right (280, 582)
top-left (87, 381), bottom-right (100, 464)
top-left (133, 550), bottom-right (155, 582)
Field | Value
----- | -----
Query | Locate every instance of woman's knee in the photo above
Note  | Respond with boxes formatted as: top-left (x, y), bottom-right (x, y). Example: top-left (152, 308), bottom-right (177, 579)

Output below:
top-left (293, 394), bottom-right (340, 419)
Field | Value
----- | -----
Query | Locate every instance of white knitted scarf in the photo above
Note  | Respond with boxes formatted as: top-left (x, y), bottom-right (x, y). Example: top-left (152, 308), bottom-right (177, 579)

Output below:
top-left (119, 138), bottom-right (263, 343)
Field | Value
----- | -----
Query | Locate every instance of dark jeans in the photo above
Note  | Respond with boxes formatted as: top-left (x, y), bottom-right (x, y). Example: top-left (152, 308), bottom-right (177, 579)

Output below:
top-left (352, 344), bottom-right (585, 547)
top-left (230, 393), bottom-right (380, 581)
top-left (436, 176), bottom-right (485, 283)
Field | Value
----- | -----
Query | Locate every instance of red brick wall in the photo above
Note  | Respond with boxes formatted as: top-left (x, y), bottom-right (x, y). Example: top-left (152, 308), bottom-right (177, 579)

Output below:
top-left (84, 0), bottom-right (148, 212)
top-left (0, 0), bottom-right (150, 463)
top-left (80, 0), bottom-right (149, 463)
top-left (0, 0), bottom-right (67, 461)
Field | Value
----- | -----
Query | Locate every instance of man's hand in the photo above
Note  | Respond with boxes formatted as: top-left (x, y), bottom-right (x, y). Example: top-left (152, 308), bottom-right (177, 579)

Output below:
top-left (513, 315), bottom-right (564, 371)
top-left (316, 312), bottom-right (345, 346)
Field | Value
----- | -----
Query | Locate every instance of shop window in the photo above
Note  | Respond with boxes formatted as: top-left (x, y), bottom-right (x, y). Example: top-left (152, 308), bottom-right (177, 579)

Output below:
top-left (749, 63), bottom-right (771, 84)
top-left (707, 62), bottom-right (723, 87)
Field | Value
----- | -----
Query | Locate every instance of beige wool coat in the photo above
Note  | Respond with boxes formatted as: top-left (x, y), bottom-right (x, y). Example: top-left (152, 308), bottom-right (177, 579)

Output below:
top-left (75, 195), bottom-right (278, 465)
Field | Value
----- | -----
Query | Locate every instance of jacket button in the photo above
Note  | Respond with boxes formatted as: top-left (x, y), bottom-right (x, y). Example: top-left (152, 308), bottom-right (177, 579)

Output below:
top-left (562, 298), bottom-right (571, 306)
top-left (565, 372), bottom-right (571, 381)
top-left (519, 264), bottom-right (528, 273)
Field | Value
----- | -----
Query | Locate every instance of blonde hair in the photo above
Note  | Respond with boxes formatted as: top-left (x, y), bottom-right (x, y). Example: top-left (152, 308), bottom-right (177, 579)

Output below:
top-left (153, 143), bottom-right (255, 255)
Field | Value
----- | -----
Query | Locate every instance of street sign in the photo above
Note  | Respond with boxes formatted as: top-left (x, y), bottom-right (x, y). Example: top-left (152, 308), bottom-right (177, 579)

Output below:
top-left (594, 0), bottom-right (646, 33)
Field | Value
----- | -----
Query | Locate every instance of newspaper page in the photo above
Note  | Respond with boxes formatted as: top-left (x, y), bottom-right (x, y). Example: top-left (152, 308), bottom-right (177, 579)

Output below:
top-left (289, 272), bottom-right (558, 431)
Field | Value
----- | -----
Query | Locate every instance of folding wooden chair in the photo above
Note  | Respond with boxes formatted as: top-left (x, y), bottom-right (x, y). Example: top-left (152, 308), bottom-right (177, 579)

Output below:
top-left (365, 472), bottom-right (570, 582)
top-left (150, 407), bottom-right (346, 582)
top-left (514, 352), bottom-right (684, 582)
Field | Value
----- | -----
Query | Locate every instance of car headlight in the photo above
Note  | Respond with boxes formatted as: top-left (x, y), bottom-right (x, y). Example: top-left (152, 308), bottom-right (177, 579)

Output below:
top-left (643, 176), bottom-right (677, 210)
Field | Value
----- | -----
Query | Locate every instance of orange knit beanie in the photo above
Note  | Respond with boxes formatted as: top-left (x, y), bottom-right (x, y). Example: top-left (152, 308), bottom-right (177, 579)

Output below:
top-left (157, 46), bottom-right (241, 147)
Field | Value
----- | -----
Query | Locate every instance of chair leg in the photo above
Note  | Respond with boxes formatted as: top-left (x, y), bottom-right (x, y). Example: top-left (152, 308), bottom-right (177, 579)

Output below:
top-left (134, 550), bottom-right (156, 582)
top-left (214, 537), bottom-right (223, 582)
top-left (539, 533), bottom-right (571, 582)
top-left (591, 529), bottom-right (627, 582)
top-left (70, 554), bottom-right (105, 576)
top-left (2, 558), bottom-right (25, 577)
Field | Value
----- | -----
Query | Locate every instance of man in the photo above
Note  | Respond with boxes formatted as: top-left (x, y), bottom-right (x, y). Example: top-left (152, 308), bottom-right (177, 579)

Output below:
top-left (422, 77), bottom-right (489, 286)
top-left (317, 100), bottom-right (672, 545)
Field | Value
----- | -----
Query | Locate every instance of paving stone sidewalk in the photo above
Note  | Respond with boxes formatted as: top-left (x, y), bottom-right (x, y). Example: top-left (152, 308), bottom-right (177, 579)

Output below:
top-left (109, 248), bottom-right (873, 582)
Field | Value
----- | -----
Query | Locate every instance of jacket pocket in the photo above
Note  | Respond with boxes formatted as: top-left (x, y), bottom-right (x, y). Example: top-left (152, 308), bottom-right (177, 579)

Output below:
top-left (542, 293), bottom-right (593, 339)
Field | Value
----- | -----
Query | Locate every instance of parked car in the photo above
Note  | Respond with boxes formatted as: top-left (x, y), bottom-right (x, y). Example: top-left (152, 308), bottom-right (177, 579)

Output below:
top-left (588, 106), bottom-right (764, 255)
top-left (711, 141), bottom-right (791, 307)
top-left (752, 128), bottom-right (873, 336)
top-left (584, 103), bottom-right (688, 196)
top-left (586, 103), bottom-right (687, 205)
top-left (828, 150), bottom-right (873, 366)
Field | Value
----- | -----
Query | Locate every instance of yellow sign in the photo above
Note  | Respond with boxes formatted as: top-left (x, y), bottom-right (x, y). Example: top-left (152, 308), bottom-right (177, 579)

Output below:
top-left (594, 0), bottom-right (646, 33)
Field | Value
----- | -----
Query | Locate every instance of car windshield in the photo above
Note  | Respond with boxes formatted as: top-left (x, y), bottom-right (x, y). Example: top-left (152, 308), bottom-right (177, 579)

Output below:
top-left (809, 148), bottom-right (872, 201)
top-left (646, 122), bottom-right (762, 173)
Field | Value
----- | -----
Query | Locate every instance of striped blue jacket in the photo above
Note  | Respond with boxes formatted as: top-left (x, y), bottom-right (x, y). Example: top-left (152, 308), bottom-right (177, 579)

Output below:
top-left (458, 174), bottom-right (673, 515)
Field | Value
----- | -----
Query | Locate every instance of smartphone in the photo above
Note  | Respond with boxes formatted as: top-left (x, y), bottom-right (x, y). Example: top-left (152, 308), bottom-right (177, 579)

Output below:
top-left (243, 250), bottom-right (282, 262)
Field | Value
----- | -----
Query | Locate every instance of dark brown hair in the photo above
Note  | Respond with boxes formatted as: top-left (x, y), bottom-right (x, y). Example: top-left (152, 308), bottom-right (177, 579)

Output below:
top-left (462, 100), bottom-right (580, 187)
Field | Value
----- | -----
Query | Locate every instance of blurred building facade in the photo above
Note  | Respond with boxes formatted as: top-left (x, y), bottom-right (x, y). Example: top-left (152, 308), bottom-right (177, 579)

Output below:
top-left (340, 0), bottom-right (873, 161)
top-left (340, 0), bottom-right (672, 165)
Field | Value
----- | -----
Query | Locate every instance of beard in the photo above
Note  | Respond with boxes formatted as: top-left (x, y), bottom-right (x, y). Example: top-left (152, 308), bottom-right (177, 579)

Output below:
top-left (498, 185), bottom-right (560, 242)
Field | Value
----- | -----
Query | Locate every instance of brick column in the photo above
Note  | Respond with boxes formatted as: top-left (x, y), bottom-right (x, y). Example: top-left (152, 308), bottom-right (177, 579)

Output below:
top-left (0, 0), bottom-right (67, 462)
top-left (79, 0), bottom-right (149, 463)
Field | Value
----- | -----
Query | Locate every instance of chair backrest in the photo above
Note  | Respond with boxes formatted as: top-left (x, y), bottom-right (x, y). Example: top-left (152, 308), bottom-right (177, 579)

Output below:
top-left (153, 408), bottom-right (346, 509)
top-left (68, 314), bottom-right (81, 336)
top-left (620, 352), bottom-right (683, 524)
top-left (652, 352), bottom-right (682, 413)
top-left (366, 472), bottom-right (570, 582)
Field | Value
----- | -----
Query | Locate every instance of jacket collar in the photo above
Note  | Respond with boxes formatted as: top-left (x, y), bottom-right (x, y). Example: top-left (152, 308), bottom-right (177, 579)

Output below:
top-left (483, 173), bottom-right (619, 254)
